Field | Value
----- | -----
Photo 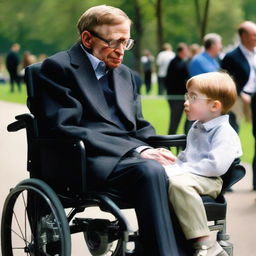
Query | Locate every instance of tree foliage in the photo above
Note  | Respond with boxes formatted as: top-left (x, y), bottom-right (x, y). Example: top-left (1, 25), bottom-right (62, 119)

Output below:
top-left (0, 0), bottom-right (253, 70)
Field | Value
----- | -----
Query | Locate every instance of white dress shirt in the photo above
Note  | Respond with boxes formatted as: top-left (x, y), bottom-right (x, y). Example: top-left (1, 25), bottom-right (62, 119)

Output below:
top-left (165, 115), bottom-right (242, 177)
top-left (156, 50), bottom-right (175, 77)
top-left (239, 44), bottom-right (256, 94)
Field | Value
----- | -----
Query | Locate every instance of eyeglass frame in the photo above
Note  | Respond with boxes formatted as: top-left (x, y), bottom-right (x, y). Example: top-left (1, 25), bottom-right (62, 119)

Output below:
top-left (184, 92), bottom-right (211, 103)
top-left (88, 30), bottom-right (135, 50)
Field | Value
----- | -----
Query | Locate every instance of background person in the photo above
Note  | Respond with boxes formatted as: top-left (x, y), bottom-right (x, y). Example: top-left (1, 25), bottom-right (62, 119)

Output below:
top-left (18, 51), bottom-right (37, 81)
top-left (38, 5), bottom-right (184, 256)
top-left (165, 72), bottom-right (242, 256)
top-left (221, 21), bottom-right (256, 191)
top-left (141, 49), bottom-right (154, 94)
top-left (5, 43), bottom-right (21, 92)
top-left (156, 42), bottom-right (175, 95)
top-left (186, 33), bottom-right (222, 133)
top-left (165, 42), bottom-right (190, 134)
top-left (189, 33), bottom-right (222, 77)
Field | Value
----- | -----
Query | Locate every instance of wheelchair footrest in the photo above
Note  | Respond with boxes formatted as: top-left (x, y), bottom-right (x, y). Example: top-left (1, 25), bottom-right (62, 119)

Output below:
top-left (219, 240), bottom-right (233, 256)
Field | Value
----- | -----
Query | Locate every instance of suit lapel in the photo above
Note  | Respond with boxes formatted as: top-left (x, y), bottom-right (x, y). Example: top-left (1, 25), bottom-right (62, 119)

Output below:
top-left (237, 47), bottom-right (250, 76)
top-left (68, 43), bottom-right (136, 127)
top-left (68, 44), bottom-right (113, 122)
top-left (112, 68), bottom-right (135, 125)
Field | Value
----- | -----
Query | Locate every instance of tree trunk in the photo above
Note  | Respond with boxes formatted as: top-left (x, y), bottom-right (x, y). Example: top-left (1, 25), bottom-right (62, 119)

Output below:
top-left (200, 0), bottom-right (211, 42)
top-left (156, 0), bottom-right (163, 52)
top-left (133, 0), bottom-right (143, 72)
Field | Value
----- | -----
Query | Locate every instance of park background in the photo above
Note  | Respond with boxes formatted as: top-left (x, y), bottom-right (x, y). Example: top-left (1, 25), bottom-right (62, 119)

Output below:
top-left (1, 1), bottom-right (256, 255)
top-left (0, 0), bottom-right (256, 164)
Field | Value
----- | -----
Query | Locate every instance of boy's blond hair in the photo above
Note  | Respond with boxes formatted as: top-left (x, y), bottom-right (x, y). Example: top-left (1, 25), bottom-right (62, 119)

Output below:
top-left (186, 72), bottom-right (237, 114)
top-left (77, 5), bottom-right (131, 41)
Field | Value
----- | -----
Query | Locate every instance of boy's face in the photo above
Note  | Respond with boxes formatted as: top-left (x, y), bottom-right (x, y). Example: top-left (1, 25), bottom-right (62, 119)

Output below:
top-left (184, 85), bottom-right (221, 123)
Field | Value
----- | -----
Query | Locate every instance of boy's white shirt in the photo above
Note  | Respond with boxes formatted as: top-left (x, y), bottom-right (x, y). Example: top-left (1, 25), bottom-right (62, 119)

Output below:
top-left (164, 115), bottom-right (243, 178)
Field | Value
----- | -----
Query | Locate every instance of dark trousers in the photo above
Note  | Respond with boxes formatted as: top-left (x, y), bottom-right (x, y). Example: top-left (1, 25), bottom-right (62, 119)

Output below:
top-left (168, 99), bottom-right (185, 134)
top-left (157, 77), bottom-right (166, 95)
top-left (144, 70), bottom-right (152, 94)
top-left (251, 94), bottom-right (256, 190)
top-left (105, 156), bottom-right (186, 256)
top-left (7, 68), bottom-right (21, 92)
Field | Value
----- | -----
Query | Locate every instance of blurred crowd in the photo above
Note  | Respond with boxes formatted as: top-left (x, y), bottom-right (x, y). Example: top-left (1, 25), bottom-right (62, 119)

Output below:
top-left (0, 43), bottom-right (47, 92)
top-left (0, 21), bottom-right (256, 190)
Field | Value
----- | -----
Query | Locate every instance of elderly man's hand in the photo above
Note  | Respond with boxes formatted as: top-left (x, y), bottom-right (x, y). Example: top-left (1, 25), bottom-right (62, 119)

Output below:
top-left (140, 148), bottom-right (177, 166)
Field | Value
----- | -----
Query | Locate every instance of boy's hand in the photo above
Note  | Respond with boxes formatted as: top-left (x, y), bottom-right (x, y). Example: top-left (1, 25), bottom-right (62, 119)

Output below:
top-left (140, 148), bottom-right (177, 166)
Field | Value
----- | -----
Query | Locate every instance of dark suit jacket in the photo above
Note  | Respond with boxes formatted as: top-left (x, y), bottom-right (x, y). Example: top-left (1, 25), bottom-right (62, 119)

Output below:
top-left (165, 56), bottom-right (189, 95)
top-left (38, 43), bottom-right (156, 184)
top-left (221, 46), bottom-right (250, 94)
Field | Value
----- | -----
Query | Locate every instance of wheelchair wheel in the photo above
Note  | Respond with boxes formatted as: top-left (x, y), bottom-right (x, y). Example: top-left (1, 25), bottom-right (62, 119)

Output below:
top-left (1, 178), bottom-right (71, 256)
top-left (84, 229), bottom-right (123, 256)
top-left (83, 218), bottom-right (139, 256)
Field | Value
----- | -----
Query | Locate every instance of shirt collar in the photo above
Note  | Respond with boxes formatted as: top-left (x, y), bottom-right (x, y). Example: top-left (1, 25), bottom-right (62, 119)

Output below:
top-left (80, 44), bottom-right (108, 80)
top-left (239, 44), bottom-right (256, 57)
top-left (193, 115), bottom-right (229, 132)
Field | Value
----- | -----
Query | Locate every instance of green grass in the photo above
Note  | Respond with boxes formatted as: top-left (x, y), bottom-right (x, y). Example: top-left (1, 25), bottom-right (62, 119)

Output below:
top-left (0, 83), bottom-right (27, 104)
top-left (0, 82), bottom-right (254, 164)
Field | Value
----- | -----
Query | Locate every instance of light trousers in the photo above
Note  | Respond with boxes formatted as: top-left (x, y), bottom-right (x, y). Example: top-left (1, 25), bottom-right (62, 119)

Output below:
top-left (168, 172), bottom-right (223, 240)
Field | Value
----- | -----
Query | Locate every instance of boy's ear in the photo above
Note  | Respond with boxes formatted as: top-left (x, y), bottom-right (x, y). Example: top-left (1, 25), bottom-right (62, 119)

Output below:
top-left (211, 100), bottom-right (222, 113)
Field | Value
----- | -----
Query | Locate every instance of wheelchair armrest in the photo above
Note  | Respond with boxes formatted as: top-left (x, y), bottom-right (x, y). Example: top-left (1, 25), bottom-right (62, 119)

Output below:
top-left (147, 134), bottom-right (186, 148)
top-left (7, 113), bottom-right (34, 132)
top-left (28, 138), bottom-right (87, 196)
top-left (221, 162), bottom-right (246, 193)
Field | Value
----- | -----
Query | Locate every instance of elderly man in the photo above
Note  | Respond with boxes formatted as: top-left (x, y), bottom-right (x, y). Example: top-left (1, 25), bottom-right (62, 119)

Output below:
top-left (221, 21), bottom-right (256, 191)
top-left (38, 5), bottom-right (182, 256)
top-left (189, 33), bottom-right (222, 76)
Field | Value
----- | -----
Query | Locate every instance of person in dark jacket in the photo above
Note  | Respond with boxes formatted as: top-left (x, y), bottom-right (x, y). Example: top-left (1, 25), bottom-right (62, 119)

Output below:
top-left (6, 43), bottom-right (21, 92)
top-left (165, 42), bottom-right (190, 134)
top-left (221, 21), bottom-right (256, 190)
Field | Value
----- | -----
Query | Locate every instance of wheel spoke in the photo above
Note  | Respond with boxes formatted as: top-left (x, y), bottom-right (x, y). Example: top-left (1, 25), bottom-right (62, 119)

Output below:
top-left (21, 191), bottom-right (29, 247)
top-left (12, 211), bottom-right (26, 241)
top-left (2, 180), bottom-right (71, 256)
top-left (10, 227), bottom-right (30, 243)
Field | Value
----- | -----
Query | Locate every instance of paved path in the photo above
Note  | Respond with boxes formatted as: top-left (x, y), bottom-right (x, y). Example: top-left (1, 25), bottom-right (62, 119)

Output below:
top-left (0, 100), bottom-right (255, 255)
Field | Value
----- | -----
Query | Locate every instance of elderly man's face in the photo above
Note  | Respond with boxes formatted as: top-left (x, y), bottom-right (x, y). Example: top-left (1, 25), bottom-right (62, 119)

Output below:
top-left (83, 21), bottom-right (131, 69)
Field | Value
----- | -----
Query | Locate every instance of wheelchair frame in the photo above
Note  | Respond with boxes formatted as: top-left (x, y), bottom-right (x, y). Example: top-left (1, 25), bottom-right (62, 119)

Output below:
top-left (1, 63), bottom-right (246, 256)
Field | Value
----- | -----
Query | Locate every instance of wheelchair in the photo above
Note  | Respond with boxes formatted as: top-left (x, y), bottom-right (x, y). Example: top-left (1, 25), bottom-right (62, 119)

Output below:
top-left (1, 63), bottom-right (245, 256)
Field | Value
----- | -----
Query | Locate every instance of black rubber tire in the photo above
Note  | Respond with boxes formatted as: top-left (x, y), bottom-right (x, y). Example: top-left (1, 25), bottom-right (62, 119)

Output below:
top-left (1, 178), bottom-right (71, 256)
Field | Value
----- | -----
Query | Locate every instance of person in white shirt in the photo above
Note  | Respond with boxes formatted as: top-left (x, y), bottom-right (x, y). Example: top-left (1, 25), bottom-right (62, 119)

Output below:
top-left (166, 72), bottom-right (242, 256)
top-left (156, 43), bottom-right (175, 94)
top-left (221, 21), bottom-right (256, 191)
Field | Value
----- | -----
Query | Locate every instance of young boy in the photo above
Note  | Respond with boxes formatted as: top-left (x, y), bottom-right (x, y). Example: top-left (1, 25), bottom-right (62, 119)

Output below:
top-left (165, 72), bottom-right (242, 256)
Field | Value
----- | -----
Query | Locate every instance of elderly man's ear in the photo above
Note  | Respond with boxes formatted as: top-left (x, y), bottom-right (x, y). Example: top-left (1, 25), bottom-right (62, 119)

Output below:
top-left (81, 31), bottom-right (92, 49)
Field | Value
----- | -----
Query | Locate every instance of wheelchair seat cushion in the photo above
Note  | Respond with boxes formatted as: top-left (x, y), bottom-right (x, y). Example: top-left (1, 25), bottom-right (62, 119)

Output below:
top-left (202, 195), bottom-right (227, 221)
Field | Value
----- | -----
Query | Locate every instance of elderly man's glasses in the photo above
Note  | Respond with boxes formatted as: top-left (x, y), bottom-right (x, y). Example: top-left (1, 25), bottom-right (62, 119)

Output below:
top-left (89, 31), bottom-right (135, 50)
top-left (184, 93), bottom-right (211, 103)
